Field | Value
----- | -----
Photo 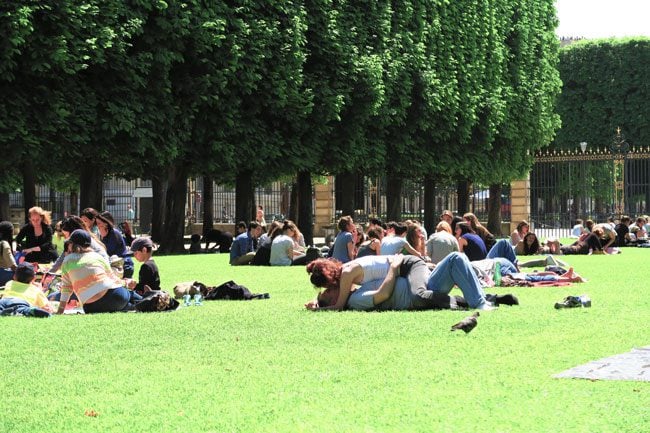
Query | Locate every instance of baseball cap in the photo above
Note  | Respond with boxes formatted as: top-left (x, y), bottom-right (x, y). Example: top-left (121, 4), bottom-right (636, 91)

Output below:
top-left (69, 229), bottom-right (92, 247)
top-left (128, 237), bottom-right (154, 254)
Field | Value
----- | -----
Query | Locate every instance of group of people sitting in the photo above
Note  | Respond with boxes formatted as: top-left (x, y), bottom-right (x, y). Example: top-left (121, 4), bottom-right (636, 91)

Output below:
top-left (0, 206), bottom-right (160, 315)
top-left (228, 219), bottom-right (321, 266)
top-left (510, 215), bottom-right (650, 257)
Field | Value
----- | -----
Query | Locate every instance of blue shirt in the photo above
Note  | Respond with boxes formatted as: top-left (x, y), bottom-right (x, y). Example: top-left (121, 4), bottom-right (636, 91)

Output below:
top-left (332, 231), bottom-right (354, 263)
top-left (230, 232), bottom-right (254, 262)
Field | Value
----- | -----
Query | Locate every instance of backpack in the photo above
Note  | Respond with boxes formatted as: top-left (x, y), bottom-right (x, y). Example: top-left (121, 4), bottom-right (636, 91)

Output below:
top-left (204, 280), bottom-right (269, 300)
top-left (135, 291), bottom-right (180, 312)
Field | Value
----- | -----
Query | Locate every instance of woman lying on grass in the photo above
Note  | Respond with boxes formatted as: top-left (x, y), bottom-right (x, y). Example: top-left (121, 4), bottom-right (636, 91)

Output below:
top-left (305, 253), bottom-right (501, 311)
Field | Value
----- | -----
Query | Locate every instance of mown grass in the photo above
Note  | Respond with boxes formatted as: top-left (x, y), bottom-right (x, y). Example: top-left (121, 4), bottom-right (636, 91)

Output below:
top-left (1, 248), bottom-right (649, 432)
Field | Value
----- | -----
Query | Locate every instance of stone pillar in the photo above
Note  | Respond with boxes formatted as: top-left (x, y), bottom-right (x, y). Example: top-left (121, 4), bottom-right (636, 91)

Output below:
top-left (510, 177), bottom-right (530, 234)
top-left (313, 176), bottom-right (335, 237)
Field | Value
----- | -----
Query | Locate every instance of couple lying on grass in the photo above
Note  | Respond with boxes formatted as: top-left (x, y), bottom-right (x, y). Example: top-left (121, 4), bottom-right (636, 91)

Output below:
top-left (305, 244), bottom-right (585, 312)
top-left (305, 253), bottom-right (515, 312)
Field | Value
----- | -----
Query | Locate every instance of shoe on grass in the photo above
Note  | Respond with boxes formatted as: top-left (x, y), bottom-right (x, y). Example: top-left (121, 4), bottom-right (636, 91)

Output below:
top-left (554, 296), bottom-right (582, 309)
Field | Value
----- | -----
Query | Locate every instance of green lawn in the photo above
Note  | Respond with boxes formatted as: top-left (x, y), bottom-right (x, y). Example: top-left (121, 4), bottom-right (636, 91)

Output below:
top-left (1, 249), bottom-right (649, 432)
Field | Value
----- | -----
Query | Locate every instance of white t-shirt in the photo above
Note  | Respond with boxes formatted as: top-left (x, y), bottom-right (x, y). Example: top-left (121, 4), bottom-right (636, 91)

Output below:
top-left (270, 235), bottom-right (294, 266)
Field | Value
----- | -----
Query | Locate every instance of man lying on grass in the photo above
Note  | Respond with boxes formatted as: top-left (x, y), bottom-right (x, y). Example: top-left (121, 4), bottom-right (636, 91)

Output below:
top-left (305, 253), bottom-right (517, 311)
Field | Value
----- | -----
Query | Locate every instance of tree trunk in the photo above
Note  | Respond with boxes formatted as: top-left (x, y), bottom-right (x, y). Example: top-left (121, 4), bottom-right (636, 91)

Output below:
top-left (297, 170), bottom-right (313, 246)
top-left (79, 163), bottom-right (104, 211)
top-left (423, 175), bottom-right (436, 236)
top-left (151, 175), bottom-right (167, 243)
top-left (487, 183), bottom-right (502, 236)
top-left (202, 175), bottom-right (214, 235)
top-left (69, 190), bottom-right (78, 216)
top-left (289, 180), bottom-right (299, 222)
top-left (335, 171), bottom-right (356, 217)
top-left (159, 165), bottom-right (188, 254)
top-left (22, 160), bottom-right (36, 223)
top-left (386, 172), bottom-right (402, 222)
top-left (235, 171), bottom-right (255, 223)
top-left (0, 192), bottom-right (9, 221)
top-left (456, 179), bottom-right (471, 215)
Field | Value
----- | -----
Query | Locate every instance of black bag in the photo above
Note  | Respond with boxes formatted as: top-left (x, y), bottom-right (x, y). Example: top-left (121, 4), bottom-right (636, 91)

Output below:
top-left (135, 291), bottom-right (180, 312)
top-left (204, 280), bottom-right (269, 300)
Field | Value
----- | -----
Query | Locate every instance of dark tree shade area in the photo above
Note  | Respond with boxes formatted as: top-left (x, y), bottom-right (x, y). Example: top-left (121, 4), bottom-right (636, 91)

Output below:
top-left (0, 1), bottom-right (560, 251)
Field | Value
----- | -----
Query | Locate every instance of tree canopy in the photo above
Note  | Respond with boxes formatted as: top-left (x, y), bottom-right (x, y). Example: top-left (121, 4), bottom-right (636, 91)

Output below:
top-left (0, 0), bottom-right (562, 251)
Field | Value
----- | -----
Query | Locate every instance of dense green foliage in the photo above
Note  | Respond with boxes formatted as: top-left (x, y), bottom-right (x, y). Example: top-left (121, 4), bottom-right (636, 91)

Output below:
top-left (1, 250), bottom-right (649, 432)
top-left (0, 1), bottom-right (561, 249)
top-left (555, 37), bottom-right (650, 150)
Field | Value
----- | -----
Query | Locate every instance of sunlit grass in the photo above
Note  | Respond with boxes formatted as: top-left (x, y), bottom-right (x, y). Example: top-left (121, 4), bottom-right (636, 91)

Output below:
top-left (1, 249), bottom-right (648, 432)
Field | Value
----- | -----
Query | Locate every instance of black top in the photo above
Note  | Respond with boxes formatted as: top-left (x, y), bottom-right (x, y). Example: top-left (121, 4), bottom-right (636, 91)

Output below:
top-left (614, 223), bottom-right (629, 247)
top-left (135, 259), bottom-right (161, 294)
top-left (15, 223), bottom-right (58, 263)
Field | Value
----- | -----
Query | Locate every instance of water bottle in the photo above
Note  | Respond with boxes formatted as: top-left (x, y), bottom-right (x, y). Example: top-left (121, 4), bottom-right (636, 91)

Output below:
top-left (183, 294), bottom-right (192, 306)
top-left (493, 262), bottom-right (502, 286)
top-left (579, 295), bottom-right (591, 308)
top-left (193, 294), bottom-right (203, 306)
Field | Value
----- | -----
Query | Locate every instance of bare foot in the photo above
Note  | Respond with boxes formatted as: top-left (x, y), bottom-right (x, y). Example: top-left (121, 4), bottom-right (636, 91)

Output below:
top-left (562, 267), bottom-right (587, 283)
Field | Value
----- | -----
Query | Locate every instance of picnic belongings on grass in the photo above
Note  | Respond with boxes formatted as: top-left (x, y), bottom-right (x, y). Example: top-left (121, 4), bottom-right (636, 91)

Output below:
top-left (173, 280), bottom-right (269, 301)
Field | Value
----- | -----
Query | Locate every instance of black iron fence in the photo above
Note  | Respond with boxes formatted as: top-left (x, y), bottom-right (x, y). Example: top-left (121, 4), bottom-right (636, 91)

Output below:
top-left (530, 146), bottom-right (650, 237)
top-left (337, 177), bottom-right (510, 224)
top-left (9, 175), bottom-right (511, 232)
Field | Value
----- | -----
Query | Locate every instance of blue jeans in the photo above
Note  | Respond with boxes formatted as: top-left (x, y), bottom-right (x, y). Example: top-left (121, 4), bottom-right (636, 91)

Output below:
top-left (426, 252), bottom-right (487, 308)
top-left (0, 298), bottom-right (50, 317)
top-left (493, 257), bottom-right (518, 276)
top-left (486, 239), bottom-right (518, 265)
top-left (82, 287), bottom-right (132, 314)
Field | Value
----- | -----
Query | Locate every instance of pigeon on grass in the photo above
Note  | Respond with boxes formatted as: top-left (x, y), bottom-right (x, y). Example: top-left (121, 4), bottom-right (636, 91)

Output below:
top-left (450, 311), bottom-right (479, 334)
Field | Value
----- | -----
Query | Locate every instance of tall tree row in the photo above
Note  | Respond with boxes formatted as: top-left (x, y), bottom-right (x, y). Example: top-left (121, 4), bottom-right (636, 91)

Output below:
top-left (0, 1), bottom-right (562, 249)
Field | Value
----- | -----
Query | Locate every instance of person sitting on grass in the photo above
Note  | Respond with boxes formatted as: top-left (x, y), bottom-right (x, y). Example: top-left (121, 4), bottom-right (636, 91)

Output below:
top-left (57, 231), bottom-right (140, 314)
top-left (331, 216), bottom-right (357, 263)
top-left (305, 252), bottom-right (498, 311)
top-left (454, 222), bottom-right (487, 261)
top-left (96, 211), bottom-right (135, 278)
top-left (230, 221), bottom-right (263, 266)
top-left (270, 220), bottom-right (308, 266)
top-left (380, 222), bottom-right (423, 258)
top-left (356, 227), bottom-right (384, 258)
top-left (426, 221), bottom-right (459, 265)
top-left (2, 262), bottom-right (53, 313)
top-left (189, 234), bottom-right (202, 254)
top-left (126, 237), bottom-right (160, 295)
top-left (559, 228), bottom-right (605, 255)
top-left (0, 220), bottom-right (17, 286)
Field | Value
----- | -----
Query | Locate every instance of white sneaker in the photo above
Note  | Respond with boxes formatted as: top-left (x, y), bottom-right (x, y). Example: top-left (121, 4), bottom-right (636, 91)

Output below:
top-left (476, 301), bottom-right (497, 311)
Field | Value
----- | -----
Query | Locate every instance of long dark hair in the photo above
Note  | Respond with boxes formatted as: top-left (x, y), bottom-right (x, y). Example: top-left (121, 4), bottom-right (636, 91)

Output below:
top-left (522, 233), bottom-right (540, 255)
top-left (456, 222), bottom-right (475, 236)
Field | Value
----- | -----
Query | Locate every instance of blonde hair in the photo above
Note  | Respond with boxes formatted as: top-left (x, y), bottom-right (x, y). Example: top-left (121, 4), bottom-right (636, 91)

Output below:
top-left (436, 221), bottom-right (452, 234)
top-left (29, 206), bottom-right (52, 226)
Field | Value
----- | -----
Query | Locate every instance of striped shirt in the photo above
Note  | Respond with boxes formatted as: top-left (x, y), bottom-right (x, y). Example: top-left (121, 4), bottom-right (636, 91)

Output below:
top-left (60, 251), bottom-right (123, 303)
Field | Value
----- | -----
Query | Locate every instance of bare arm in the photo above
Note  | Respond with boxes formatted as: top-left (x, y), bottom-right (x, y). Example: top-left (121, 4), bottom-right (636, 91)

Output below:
top-left (457, 237), bottom-right (467, 252)
top-left (319, 265), bottom-right (362, 311)
top-left (346, 240), bottom-right (356, 261)
top-left (369, 256), bottom-right (402, 305)
top-left (402, 241), bottom-right (422, 258)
